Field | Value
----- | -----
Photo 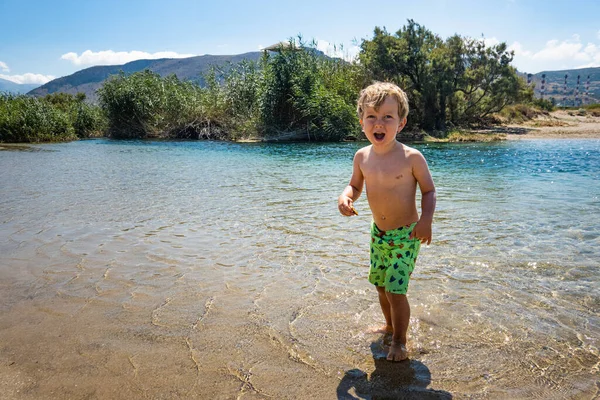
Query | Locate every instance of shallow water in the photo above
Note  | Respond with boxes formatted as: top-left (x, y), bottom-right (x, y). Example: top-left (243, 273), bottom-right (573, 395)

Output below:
top-left (1, 139), bottom-right (598, 399)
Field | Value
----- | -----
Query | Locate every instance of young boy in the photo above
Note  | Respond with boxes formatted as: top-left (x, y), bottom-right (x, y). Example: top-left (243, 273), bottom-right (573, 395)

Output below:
top-left (338, 82), bottom-right (436, 361)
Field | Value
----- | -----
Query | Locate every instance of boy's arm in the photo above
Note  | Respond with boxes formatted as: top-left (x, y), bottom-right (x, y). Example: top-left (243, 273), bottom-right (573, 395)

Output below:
top-left (338, 152), bottom-right (364, 216)
top-left (410, 152), bottom-right (436, 244)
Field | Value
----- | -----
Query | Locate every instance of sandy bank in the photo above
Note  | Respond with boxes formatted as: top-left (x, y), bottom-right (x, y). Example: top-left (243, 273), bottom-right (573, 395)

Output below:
top-left (497, 109), bottom-right (600, 139)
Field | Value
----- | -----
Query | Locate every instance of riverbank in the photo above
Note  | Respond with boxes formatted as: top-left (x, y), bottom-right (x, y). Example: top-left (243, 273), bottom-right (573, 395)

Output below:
top-left (258, 109), bottom-right (600, 143)
top-left (472, 109), bottom-right (600, 140)
top-left (3, 109), bottom-right (600, 149)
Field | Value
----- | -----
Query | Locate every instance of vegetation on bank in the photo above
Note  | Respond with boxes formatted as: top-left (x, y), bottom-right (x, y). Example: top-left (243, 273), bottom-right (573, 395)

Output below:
top-left (0, 92), bottom-right (105, 142)
top-left (4, 19), bottom-right (597, 144)
top-left (566, 103), bottom-right (600, 117)
top-left (439, 130), bottom-right (506, 142)
top-left (358, 20), bottom-right (532, 131)
top-left (97, 47), bottom-right (368, 141)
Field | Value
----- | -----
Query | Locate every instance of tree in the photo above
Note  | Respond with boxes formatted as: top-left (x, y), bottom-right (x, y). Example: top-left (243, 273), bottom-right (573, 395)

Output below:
top-left (451, 39), bottom-right (524, 125)
top-left (359, 20), bottom-right (525, 131)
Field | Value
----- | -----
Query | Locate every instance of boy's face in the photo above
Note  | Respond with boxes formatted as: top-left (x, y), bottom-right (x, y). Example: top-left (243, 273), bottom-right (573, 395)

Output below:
top-left (360, 96), bottom-right (407, 147)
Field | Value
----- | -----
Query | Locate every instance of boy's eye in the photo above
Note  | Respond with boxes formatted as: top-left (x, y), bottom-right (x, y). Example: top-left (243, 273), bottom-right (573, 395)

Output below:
top-left (366, 115), bottom-right (375, 119)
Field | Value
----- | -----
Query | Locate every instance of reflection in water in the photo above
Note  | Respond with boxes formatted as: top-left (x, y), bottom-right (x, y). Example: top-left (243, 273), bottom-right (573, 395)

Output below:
top-left (337, 338), bottom-right (452, 399)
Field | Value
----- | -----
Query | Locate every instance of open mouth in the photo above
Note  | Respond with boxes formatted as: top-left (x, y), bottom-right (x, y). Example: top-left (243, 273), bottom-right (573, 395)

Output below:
top-left (374, 133), bottom-right (385, 141)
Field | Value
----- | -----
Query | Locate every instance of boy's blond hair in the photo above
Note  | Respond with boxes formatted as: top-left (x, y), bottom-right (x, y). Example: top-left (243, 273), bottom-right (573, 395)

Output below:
top-left (356, 82), bottom-right (409, 120)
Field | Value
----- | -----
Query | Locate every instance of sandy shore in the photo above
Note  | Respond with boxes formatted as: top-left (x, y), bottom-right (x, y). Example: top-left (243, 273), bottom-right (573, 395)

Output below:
top-left (474, 109), bottom-right (600, 140)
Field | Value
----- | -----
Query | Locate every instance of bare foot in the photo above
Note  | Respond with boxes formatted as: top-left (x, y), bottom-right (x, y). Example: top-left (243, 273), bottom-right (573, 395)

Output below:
top-left (386, 342), bottom-right (408, 362)
top-left (368, 325), bottom-right (393, 334)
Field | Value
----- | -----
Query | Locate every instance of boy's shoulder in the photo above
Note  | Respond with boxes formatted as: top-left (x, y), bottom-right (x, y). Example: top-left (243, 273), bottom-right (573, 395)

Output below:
top-left (398, 142), bottom-right (418, 153)
top-left (398, 142), bottom-right (426, 159)
top-left (355, 144), bottom-right (372, 157)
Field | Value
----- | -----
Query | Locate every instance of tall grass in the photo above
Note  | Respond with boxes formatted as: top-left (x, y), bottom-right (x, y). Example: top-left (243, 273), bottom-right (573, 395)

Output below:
top-left (0, 93), bottom-right (75, 143)
top-left (0, 92), bottom-right (105, 143)
top-left (97, 40), bottom-right (368, 141)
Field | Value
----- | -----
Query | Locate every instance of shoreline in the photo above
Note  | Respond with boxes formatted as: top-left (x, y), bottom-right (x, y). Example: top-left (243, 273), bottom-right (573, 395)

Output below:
top-left (2, 110), bottom-right (600, 149)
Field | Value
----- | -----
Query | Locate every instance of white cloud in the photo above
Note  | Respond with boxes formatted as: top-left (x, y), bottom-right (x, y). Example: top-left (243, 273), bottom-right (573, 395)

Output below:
top-left (61, 50), bottom-right (197, 66)
top-left (481, 37), bottom-right (501, 48)
top-left (0, 73), bottom-right (55, 84)
top-left (509, 36), bottom-right (600, 73)
top-left (508, 41), bottom-right (532, 57)
top-left (0, 61), bottom-right (9, 72)
top-left (470, 34), bottom-right (600, 72)
top-left (530, 39), bottom-right (587, 62)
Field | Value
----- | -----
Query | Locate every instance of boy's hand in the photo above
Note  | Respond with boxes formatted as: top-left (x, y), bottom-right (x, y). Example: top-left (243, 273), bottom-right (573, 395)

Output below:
top-left (338, 195), bottom-right (358, 216)
top-left (409, 220), bottom-right (432, 245)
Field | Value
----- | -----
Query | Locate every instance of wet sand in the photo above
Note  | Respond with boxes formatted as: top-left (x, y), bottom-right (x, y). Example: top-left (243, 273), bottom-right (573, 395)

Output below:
top-left (0, 226), bottom-right (453, 399)
top-left (2, 237), bottom-right (597, 399)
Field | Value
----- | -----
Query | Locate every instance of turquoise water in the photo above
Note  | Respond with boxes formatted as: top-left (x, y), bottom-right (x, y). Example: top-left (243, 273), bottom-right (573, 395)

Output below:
top-left (1, 139), bottom-right (598, 399)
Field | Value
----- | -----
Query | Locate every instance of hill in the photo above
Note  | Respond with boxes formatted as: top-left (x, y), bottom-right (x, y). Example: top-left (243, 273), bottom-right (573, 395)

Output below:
top-left (0, 78), bottom-right (40, 94)
top-left (28, 52), bottom-right (264, 103)
top-left (27, 50), bottom-right (600, 107)
top-left (526, 67), bottom-right (600, 106)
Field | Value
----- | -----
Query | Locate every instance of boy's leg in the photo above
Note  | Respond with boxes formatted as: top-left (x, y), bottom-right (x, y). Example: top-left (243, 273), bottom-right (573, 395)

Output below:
top-left (375, 286), bottom-right (393, 333)
top-left (385, 292), bottom-right (410, 361)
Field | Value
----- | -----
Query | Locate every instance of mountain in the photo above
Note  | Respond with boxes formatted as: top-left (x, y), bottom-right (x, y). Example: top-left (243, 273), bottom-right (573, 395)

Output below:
top-left (28, 50), bottom-right (600, 107)
top-left (524, 67), bottom-right (600, 106)
top-left (0, 78), bottom-right (40, 94)
top-left (28, 52), bottom-right (264, 103)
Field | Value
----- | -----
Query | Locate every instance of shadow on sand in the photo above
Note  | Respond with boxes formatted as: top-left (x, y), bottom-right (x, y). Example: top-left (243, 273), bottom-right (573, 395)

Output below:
top-left (337, 337), bottom-right (452, 400)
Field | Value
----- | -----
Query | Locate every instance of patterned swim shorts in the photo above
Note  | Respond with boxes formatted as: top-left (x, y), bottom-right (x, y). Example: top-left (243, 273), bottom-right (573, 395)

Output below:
top-left (368, 221), bottom-right (421, 295)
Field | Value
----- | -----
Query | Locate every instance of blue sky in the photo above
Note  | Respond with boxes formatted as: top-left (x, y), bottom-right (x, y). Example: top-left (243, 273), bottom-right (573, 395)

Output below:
top-left (1, 0), bottom-right (599, 85)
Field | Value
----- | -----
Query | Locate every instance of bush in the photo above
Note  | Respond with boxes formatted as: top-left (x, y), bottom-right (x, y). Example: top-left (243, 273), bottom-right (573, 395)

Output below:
top-left (72, 101), bottom-right (106, 138)
top-left (98, 70), bottom-right (235, 140)
top-left (260, 38), bottom-right (366, 141)
top-left (43, 92), bottom-right (107, 138)
top-left (531, 97), bottom-right (554, 112)
top-left (499, 103), bottom-right (547, 123)
top-left (8, 39), bottom-right (368, 142)
top-left (583, 103), bottom-right (600, 116)
top-left (0, 93), bottom-right (77, 143)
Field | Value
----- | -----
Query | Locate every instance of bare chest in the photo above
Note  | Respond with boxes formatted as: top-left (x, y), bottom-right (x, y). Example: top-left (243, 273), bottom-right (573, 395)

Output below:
top-left (362, 160), bottom-right (414, 189)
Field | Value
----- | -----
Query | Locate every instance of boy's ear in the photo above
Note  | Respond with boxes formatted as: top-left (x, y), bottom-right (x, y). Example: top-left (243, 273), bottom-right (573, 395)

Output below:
top-left (397, 117), bottom-right (407, 132)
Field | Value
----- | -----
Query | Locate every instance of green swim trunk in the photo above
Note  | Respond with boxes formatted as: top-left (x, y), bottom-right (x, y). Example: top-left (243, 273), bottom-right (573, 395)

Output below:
top-left (369, 221), bottom-right (421, 295)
